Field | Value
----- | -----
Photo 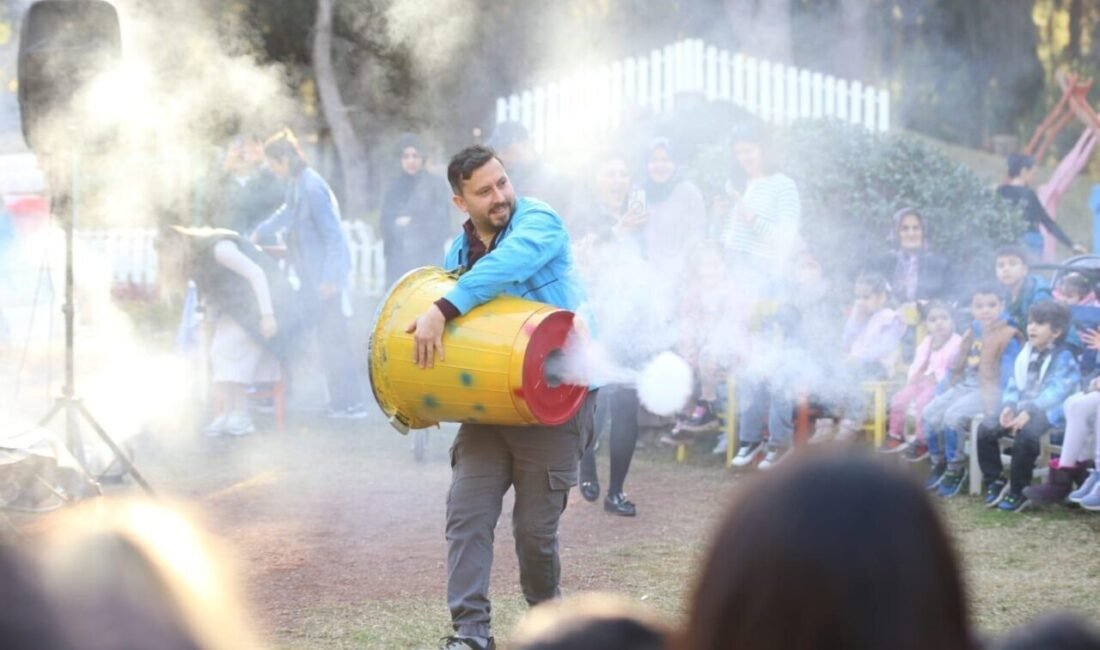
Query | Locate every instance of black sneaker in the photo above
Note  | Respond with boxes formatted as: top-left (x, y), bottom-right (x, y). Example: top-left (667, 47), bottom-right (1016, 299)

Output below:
top-left (924, 460), bottom-right (947, 491)
top-left (730, 441), bottom-right (764, 468)
top-left (997, 492), bottom-right (1030, 513)
top-left (439, 636), bottom-right (495, 650)
top-left (936, 466), bottom-right (968, 498)
top-left (681, 400), bottom-right (721, 431)
top-left (983, 477), bottom-right (1009, 507)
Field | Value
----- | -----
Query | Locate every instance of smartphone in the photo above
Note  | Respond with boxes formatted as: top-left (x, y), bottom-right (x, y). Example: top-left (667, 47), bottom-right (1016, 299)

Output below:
top-left (627, 188), bottom-right (646, 215)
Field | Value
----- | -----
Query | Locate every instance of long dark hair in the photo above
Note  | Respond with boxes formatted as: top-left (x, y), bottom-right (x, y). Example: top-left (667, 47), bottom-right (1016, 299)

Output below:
top-left (679, 453), bottom-right (973, 650)
top-left (264, 128), bottom-right (308, 175)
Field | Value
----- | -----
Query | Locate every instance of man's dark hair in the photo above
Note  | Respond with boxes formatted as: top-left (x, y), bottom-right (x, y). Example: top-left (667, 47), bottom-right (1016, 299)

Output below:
top-left (971, 285), bottom-right (1004, 303)
top-left (1029, 300), bottom-right (1071, 340)
top-left (681, 454), bottom-right (973, 650)
top-left (447, 145), bottom-right (502, 195)
top-left (1007, 153), bottom-right (1035, 179)
top-left (264, 128), bottom-right (307, 174)
top-left (995, 244), bottom-right (1031, 267)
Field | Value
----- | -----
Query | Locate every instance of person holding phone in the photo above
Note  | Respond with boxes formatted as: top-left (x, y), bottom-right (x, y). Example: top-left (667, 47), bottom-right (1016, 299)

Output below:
top-left (722, 123), bottom-right (802, 279)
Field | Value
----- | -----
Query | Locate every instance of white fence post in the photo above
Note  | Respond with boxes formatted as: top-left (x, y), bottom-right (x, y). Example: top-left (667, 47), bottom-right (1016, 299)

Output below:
top-left (759, 60), bottom-right (772, 122)
top-left (650, 49), bottom-right (663, 113)
top-left (878, 88), bottom-right (891, 132)
top-left (533, 86), bottom-right (546, 153)
top-left (772, 63), bottom-right (786, 123)
top-left (850, 81), bottom-right (863, 126)
top-left (705, 46), bottom-right (718, 100)
top-left (863, 86), bottom-right (877, 131)
top-left (745, 57), bottom-right (758, 115)
top-left (732, 54), bottom-right (745, 108)
top-left (718, 50), bottom-right (731, 100)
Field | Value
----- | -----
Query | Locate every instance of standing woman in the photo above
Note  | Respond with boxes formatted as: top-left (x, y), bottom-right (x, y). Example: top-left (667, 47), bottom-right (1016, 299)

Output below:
top-left (380, 134), bottom-right (453, 288)
top-left (868, 207), bottom-right (951, 306)
top-left (641, 137), bottom-right (707, 269)
top-left (253, 129), bottom-right (366, 418)
top-left (722, 123), bottom-right (801, 290)
top-left (157, 225), bottom-right (298, 435)
top-left (573, 150), bottom-right (649, 517)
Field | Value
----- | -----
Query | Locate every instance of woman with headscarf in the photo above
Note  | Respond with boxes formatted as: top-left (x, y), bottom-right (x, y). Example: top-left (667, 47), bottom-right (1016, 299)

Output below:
top-left (640, 137), bottom-right (707, 270)
top-left (867, 207), bottom-right (951, 305)
top-left (380, 134), bottom-right (453, 287)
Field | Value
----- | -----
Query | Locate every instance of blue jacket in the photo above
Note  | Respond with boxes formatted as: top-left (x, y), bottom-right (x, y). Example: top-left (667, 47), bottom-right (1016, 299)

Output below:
top-left (1004, 274), bottom-right (1052, 330)
top-left (254, 167), bottom-right (352, 293)
top-left (1002, 342), bottom-right (1080, 426)
top-left (442, 197), bottom-right (587, 315)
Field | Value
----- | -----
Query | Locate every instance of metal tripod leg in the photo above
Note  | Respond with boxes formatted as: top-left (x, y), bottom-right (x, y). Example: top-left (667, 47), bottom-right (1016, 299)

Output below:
top-left (76, 402), bottom-right (154, 495)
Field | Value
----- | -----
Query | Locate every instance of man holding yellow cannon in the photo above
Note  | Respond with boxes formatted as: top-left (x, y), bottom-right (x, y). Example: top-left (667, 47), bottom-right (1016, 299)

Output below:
top-left (406, 145), bottom-right (598, 650)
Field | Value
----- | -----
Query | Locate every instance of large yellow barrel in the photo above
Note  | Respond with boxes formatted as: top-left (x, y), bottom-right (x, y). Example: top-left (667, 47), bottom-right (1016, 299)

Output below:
top-left (368, 267), bottom-right (588, 432)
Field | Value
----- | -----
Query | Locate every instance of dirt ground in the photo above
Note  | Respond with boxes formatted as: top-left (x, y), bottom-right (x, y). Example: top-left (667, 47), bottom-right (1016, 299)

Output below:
top-left (7, 400), bottom-right (1100, 649)
top-left (130, 411), bottom-right (732, 646)
top-left (105, 406), bottom-right (1098, 649)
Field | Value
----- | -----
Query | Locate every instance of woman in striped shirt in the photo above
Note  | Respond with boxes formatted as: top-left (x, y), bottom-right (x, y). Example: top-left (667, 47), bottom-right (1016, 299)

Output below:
top-left (722, 124), bottom-right (802, 277)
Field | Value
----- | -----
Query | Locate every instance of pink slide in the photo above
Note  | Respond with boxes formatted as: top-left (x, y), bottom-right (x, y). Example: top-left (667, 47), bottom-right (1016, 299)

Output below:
top-left (1038, 128), bottom-right (1096, 261)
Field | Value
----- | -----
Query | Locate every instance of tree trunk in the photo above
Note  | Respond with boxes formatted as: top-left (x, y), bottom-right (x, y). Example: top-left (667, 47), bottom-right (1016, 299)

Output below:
top-left (312, 0), bottom-right (368, 220)
top-left (722, 0), bottom-right (792, 63)
top-left (1068, 0), bottom-right (1084, 62)
top-left (835, 0), bottom-right (868, 79)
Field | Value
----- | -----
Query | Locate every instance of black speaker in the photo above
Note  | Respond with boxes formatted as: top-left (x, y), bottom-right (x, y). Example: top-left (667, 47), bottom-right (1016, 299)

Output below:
top-left (17, 0), bottom-right (121, 152)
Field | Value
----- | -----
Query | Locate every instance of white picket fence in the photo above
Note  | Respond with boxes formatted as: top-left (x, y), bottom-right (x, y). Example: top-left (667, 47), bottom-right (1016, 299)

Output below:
top-left (75, 221), bottom-right (388, 297)
top-left (495, 38), bottom-right (890, 155)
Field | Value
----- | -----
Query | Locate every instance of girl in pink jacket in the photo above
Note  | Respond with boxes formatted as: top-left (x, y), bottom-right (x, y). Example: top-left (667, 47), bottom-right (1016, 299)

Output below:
top-left (881, 301), bottom-right (962, 454)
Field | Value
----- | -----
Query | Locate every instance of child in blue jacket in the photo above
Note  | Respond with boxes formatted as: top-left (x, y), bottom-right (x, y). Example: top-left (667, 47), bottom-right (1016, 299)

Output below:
top-left (976, 300), bottom-right (1080, 512)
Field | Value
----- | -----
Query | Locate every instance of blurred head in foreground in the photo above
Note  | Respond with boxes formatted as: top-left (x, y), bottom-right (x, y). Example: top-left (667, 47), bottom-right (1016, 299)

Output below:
top-left (680, 452), bottom-right (973, 650)
top-left (511, 592), bottom-right (670, 650)
top-left (40, 499), bottom-right (262, 650)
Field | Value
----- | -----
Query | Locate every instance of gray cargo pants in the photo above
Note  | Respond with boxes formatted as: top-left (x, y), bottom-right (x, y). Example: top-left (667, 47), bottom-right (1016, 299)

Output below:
top-left (446, 390), bottom-right (598, 638)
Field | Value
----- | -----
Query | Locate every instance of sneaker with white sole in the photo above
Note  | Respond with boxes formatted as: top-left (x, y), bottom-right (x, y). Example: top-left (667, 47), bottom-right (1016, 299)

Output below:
top-left (203, 412), bottom-right (230, 436)
top-left (758, 447), bottom-right (789, 470)
top-left (711, 435), bottom-right (728, 456)
top-left (808, 419), bottom-right (836, 445)
top-left (730, 441), bottom-right (764, 468)
top-left (223, 411), bottom-right (255, 436)
top-left (1069, 469), bottom-right (1100, 503)
top-left (1079, 482), bottom-right (1100, 511)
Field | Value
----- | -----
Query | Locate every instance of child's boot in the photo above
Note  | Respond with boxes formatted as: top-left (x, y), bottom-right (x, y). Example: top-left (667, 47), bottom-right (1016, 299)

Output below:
top-left (1023, 464), bottom-right (1081, 506)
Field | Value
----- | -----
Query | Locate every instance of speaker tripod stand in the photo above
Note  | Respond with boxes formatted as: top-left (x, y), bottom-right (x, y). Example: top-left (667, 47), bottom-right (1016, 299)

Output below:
top-left (36, 147), bottom-right (153, 497)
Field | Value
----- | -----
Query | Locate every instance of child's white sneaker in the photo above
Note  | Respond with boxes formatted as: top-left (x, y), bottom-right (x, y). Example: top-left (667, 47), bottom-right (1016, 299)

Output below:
top-left (223, 410), bottom-right (255, 436)
top-left (203, 412), bottom-right (230, 437)
top-left (809, 418), bottom-right (836, 444)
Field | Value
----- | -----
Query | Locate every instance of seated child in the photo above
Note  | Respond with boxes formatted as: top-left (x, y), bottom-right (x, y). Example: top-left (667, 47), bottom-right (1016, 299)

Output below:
top-left (1054, 271), bottom-right (1098, 307)
top-left (731, 249), bottom-right (838, 467)
top-left (977, 300), bottom-right (1080, 512)
top-left (814, 271), bottom-right (904, 442)
top-left (918, 287), bottom-right (1022, 497)
top-left (880, 301), bottom-right (962, 454)
top-left (672, 242), bottom-right (746, 435)
top-left (996, 245), bottom-right (1053, 329)
top-left (1024, 370), bottom-right (1100, 508)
